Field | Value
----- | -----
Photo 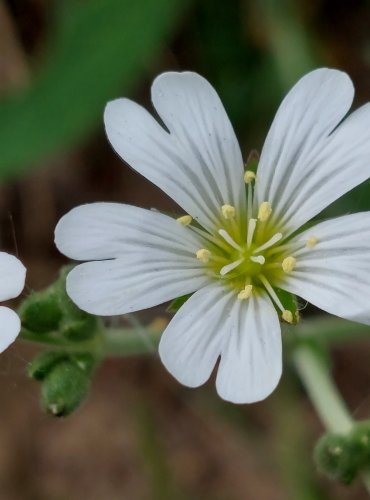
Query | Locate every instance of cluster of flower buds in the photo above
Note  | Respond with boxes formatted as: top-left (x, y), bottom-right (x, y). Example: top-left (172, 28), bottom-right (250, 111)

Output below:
top-left (19, 268), bottom-right (101, 416)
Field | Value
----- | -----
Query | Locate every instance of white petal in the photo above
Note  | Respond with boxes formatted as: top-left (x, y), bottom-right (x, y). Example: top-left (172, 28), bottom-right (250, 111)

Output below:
top-left (0, 252), bottom-right (26, 301)
top-left (56, 203), bottom-right (210, 315)
top-left (283, 213), bottom-right (370, 324)
top-left (104, 72), bottom-right (246, 233)
top-left (255, 68), bottom-right (358, 234)
top-left (0, 306), bottom-right (21, 352)
top-left (55, 202), bottom-right (204, 260)
top-left (216, 292), bottom-right (282, 404)
top-left (159, 284), bottom-right (232, 388)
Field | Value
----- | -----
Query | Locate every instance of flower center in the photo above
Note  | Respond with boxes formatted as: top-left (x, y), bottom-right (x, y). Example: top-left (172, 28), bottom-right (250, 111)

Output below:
top-left (177, 170), bottom-right (319, 323)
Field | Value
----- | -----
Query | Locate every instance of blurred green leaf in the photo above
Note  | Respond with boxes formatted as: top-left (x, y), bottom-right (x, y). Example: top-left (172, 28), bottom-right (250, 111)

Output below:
top-left (0, 0), bottom-right (188, 177)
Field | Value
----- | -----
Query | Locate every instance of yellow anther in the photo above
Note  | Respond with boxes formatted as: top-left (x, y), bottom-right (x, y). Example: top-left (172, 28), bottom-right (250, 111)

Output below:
top-left (282, 256), bottom-right (296, 273)
top-left (237, 284), bottom-right (253, 300)
top-left (177, 215), bottom-right (192, 226)
top-left (306, 236), bottom-right (319, 248)
top-left (258, 201), bottom-right (272, 222)
top-left (221, 204), bottom-right (236, 220)
top-left (244, 170), bottom-right (256, 184)
top-left (282, 310), bottom-right (293, 324)
top-left (196, 248), bottom-right (211, 263)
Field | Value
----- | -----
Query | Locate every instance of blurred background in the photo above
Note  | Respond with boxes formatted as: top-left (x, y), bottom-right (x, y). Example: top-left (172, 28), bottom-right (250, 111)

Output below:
top-left (0, 0), bottom-right (370, 498)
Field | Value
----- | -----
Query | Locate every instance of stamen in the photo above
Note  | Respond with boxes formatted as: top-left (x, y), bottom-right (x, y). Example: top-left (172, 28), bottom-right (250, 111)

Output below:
top-left (258, 201), bottom-right (272, 222)
top-left (237, 284), bottom-right (253, 300)
top-left (196, 248), bottom-right (211, 263)
top-left (218, 229), bottom-right (243, 251)
top-left (282, 256), bottom-right (296, 273)
top-left (259, 274), bottom-right (285, 313)
top-left (306, 236), bottom-right (319, 248)
top-left (220, 257), bottom-right (244, 276)
top-left (221, 204), bottom-right (236, 220)
top-left (282, 310), bottom-right (293, 323)
top-left (189, 225), bottom-right (230, 253)
top-left (244, 171), bottom-right (256, 184)
top-left (253, 232), bottom-right (283, 254)
top-left (177, 215), bottom-right (192, 226)
top-left (250, 255), bottom-right (265, 265)
top-left (247, 218), bottom-right (257, 248)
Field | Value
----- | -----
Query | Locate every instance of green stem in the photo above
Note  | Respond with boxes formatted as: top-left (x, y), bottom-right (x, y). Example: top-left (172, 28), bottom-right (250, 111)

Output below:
top-left (19, 329), bottom-right (104, 356)
top-left (293, 344), bottom-right (370, 495)
top-left (102, 327), bottom-right (162, 357)
top-left (293, 345), bottom-right (353, 434)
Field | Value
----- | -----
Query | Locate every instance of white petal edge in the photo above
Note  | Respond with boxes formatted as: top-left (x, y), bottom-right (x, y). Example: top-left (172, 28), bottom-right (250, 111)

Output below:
top-left (159, 284), bottom-right (282, 404)
top-left (216, 292), bottom-right (282, 404)
top-left (104, 72), bottom-right (246, 233)
top-left (255, 68), bottom-right (356, 235)
top-left (56, 202), bottom-right (210, 315)
top-left (0, 252), bottom-right (26, 301)
top-left (283, 212), bottom-right (370, 325)
top-left (159, 283), bottom-right (233, 388)
top-left (55, 202), bottom-right (206, 261)
top-left (0, 306), bottom-right (21, 353)
top-left (66, 258), bottom-right (209, 316)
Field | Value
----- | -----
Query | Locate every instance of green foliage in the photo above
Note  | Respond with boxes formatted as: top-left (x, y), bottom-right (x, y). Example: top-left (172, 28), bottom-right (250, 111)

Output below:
top-left (0, 0), bottom-right (188, 177)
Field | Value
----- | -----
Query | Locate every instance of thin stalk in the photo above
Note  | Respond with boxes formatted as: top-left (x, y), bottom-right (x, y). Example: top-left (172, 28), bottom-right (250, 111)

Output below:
top-left (293, 344), bottom-right (370, 495)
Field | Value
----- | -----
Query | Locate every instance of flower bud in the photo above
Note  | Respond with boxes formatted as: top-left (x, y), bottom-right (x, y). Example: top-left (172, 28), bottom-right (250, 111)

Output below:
top-left (19, 290), bottom-right (63, 334)
top-left (41, 360), bottom-right (91, 417)
top-left (314, 433), bottom-right (357, 484)
top-left (27, 351), bottom-right (69, 381)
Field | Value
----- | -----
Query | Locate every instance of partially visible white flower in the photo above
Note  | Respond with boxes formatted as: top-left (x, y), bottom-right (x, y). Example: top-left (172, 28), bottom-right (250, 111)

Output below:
top-left (55, 68), bottom-right (370, 403)
top-left (0, 252), bottom-right (26, 352)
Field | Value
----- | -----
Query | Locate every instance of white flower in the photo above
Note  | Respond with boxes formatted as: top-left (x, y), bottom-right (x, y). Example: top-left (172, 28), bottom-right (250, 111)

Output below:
top-left (55, 68), bottom-right (370, 403)
top-left (0, 252), bottom-right (26, 352)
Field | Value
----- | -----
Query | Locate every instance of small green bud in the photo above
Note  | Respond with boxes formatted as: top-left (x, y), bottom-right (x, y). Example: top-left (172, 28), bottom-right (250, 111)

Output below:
top-left (60, 316), bottom-right (99, 341)
top-left (27, 351), bottom-right (69, 381)
top-left (41, 360), bottom-right (91, 417)
top-left (19, 290), bottom-right (63, 334)
top-left (314, 433), bottom-right (357, 484)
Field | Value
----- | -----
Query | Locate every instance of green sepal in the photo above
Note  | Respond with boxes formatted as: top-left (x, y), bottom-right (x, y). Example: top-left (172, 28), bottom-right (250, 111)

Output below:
top-left (348, 421), bottom-right (370, 469)
top-left (274, 287), bottom-right (299, 324)
top-left (60, 315), bottom-right (99, 342)
top-left (167, 294), bottom-right (192, 313)
top-left (244, 149), bottom-right (259, 173)
top-left (27, 350), bottom-right (69, 381)
top-left (19, 289), bottom-right (63, 334)
top-left (314, 433), bottom-right (357, 484)
top-left (41, 360), bottom-right (91, 417)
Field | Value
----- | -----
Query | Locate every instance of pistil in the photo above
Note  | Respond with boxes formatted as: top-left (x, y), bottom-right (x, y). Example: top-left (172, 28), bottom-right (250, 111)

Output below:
top-left (220, 257), bottom-right (244, 276)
